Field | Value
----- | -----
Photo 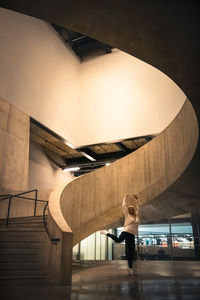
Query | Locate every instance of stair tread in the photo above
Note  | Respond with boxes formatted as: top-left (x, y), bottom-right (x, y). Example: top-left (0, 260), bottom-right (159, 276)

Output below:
top-left (0, 216), bottom-right (44, 220)
top-left (0, 227), bottom-right (45, 233)
top-left (0, 266), bottom-right (42, 270)
top-left (0, 259), bottom-right (40, 263)
top-left (0, 253), bottom-right (40, 255)
top-left (0, 246), bottom-right (41, 250)
top-left (0, 240), bottom-right (41, 243)
top-left (0, 275), bottom-right (46, 279)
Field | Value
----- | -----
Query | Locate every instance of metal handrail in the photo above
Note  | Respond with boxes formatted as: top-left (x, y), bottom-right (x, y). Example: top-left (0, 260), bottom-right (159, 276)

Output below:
top-left (0, 190), bottom-right (60, 243)
top-left (0, 189), bottom-right (38, 200)
top-left (43, 202), bottom-right (60, 243)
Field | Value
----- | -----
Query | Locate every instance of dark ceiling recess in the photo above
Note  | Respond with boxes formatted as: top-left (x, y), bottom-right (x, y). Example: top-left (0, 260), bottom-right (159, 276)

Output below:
top-left (51, 23), bottom-right (113, 61)
top-left (30, 118), bottom-right (156, 177)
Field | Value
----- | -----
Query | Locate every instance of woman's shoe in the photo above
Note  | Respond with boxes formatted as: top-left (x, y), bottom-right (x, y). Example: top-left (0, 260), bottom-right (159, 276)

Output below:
top-left (128, 268), bottom-right (135, 275)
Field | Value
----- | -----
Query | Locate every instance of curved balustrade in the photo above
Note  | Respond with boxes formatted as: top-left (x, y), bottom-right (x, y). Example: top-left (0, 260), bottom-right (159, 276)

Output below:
top-left (49, 99), bottom-right (198, 246)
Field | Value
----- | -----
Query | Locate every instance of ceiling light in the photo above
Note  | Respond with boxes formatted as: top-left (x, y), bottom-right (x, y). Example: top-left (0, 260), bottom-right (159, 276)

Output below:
top-left (65, 142), bottom-right (76, 149)
top-left (80, 152), bottom-right (96, 161)
top-left (63, 167), bottom-right (80, 172)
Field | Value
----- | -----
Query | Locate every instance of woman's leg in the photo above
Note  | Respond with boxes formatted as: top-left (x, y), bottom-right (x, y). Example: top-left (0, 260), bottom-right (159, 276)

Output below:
top-left (107, 231), bottom-right (126, 243)
top-left (125, 233), bottom-right (135, 269)
top-left (107, 232), bottom-right (135, 270)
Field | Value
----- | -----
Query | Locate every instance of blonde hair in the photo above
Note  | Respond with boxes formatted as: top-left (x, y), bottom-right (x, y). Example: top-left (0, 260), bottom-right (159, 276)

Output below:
top-left (128, 206), bottom-right (136, 217)
top-left (125, 194), bottom-right (141, 221)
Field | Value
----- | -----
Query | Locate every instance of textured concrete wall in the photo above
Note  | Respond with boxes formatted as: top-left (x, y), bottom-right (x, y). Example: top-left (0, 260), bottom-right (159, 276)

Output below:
top-left (0, 97), bottom-right (29, 193)
top-left (49, 99), bottom-right (198, 245)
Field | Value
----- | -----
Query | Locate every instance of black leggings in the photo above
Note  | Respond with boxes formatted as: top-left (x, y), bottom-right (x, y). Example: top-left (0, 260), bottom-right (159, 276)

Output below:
top-left (107, 231), bottom-right (135, 268)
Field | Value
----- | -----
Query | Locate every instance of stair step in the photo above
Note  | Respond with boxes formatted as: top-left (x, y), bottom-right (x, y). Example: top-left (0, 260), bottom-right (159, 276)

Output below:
top-left (0, 231), bottom-right (45, 235)
top-left (0, 228), bottom-right (46, 232)
top-left (0, 219), bottom-right (44, 224)
top-left (0, 268), bottom-right (45, 277)
top-left (0, 247), bottom-right (42, 254)
top-left (0, 275), bottom-right (48, 286)
top-left (0, 265), bottom-right (42, 270)
top-left (0, 235), bottom-right (45, 242)
top-left (0, 241), bottom-right (43, 248)
top-left (0, 253), bottom-right (40, 260)
top-left (0, 260), bottom-right (41, 268)
top-left (0, 216), bottom-right (46, 225)
top-left (0, 216), bottom-right (44, 222)
top-left (0, 224), bottom-right (45, 229)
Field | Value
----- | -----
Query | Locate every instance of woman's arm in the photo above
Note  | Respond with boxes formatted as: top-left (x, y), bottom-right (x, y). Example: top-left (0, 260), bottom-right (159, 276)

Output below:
top-left (136, 197), bottom-right (142, 222)
top-left (122, 195), bottom-right (128, 217)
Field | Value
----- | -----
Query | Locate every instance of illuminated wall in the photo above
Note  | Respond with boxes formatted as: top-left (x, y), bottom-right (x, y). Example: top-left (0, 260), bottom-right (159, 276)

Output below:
top-left (0, 8), bottom-right (81, 144)
top-left (73, 231), bottom-right (113, 261)
top-left (79, 49), bottom-right (185, 146)
top-left (29, 140), bottom-right (73, 190)
top-left (0, 8), bottom-right (185, 148)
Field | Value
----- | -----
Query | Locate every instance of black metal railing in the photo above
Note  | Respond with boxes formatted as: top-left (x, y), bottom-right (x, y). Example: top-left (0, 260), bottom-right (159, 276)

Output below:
top-left (0, 190), bottom-right (60, 243)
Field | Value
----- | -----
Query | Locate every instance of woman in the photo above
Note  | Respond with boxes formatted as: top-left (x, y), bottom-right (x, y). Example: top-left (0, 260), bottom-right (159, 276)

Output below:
top-left (101, 194), bottom-right (141, 275)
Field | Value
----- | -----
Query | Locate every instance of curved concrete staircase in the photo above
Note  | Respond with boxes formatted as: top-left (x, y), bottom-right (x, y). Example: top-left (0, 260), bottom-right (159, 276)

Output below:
top-left (49, 99), bottom-right (198, 246)
top-left (0, 98), bottom-right (197, 286)
top-left (1, 0), bottom-right (199, 286)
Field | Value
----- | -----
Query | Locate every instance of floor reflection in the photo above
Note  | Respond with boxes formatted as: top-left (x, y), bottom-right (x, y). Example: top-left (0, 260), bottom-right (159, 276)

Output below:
top-left (1, 261), bottom-right (200, 299)
top-left (71, 261), bottom-right (200, 300)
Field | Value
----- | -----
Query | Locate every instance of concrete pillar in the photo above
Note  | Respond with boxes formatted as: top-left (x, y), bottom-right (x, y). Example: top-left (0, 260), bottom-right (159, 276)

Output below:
top-left (44, 212), bottom-right (73, 285)
top-left (191, 213), bottom-right (200, 260)
top-left (0, 97), bottom-right (29, 193)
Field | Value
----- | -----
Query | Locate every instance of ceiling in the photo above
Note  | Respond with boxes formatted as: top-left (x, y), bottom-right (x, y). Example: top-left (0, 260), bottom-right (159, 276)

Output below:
top-left (30, 118), bottom-right (155, 176)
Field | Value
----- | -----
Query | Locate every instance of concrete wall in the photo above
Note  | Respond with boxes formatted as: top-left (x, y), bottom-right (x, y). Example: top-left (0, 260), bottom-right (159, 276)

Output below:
top-left (0, 97), bottom-right (29, 193)
top-left (0, 97), bottom-right (30, 219)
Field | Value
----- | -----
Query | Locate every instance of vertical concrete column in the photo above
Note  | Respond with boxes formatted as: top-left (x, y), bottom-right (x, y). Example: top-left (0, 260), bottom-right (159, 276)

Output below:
top-left (0, 97), bottom-right (29, 193)
top-left (191, 213), bottom-right (200, 260)
top-left (44, 212), bottom-right (73, 285)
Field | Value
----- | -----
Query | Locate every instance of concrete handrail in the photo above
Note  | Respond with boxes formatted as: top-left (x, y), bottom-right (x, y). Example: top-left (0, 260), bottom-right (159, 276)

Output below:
top-left (49, 180), bottom-right (73, 233)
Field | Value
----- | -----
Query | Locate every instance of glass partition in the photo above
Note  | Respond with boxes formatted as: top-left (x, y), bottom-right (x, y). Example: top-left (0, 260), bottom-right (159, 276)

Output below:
top-left (73, 219), bottom-right (195, 261)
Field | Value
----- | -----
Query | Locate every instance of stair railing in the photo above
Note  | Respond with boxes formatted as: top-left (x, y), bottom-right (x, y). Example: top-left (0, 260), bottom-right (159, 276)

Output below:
top-left (0, 190), bottom-right (60, 243)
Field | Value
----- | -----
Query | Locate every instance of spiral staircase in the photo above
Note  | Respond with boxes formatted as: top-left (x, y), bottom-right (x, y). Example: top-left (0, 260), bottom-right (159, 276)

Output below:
top-left (0, 0), bottom-right (200, 286)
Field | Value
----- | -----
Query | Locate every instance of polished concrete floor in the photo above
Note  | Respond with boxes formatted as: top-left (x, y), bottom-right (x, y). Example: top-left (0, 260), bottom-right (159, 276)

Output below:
top-left (1, 260), bottom-right (200, 299)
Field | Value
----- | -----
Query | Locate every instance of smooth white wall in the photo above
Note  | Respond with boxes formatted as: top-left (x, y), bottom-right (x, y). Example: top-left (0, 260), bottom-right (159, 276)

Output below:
top-left (0, 8), bottom-right (185, 148)
top-left (29, 140), bottom-right (73, 190)
top-left (0, 8), bottom-right (81, 145)
top-left (79, 49), bottom-right (185, 146)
